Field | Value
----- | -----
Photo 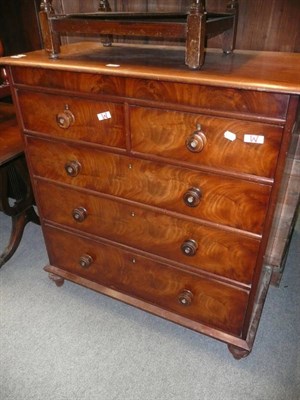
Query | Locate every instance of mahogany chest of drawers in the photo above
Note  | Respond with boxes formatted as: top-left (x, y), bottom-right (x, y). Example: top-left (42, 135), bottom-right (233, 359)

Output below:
top-left (3, 43), bottom-right (300, 358)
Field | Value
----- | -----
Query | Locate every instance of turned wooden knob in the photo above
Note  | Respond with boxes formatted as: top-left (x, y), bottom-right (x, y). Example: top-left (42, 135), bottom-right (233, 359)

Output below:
top-left (183, 187), bottom-right (202, 207)
top-left (181, 239), bottom-right (198, 256)
top-left (178, 289), bottom-right (194, 306)
top-left (72, 207), bottom-right (87, 222)
top-left (186, 124), bottom-right (207, 153)
top-left (79, 254), bottom-right (93, 269)
top-left (56, 105), bottom-right (75, 129)
top-left (65, 160), bottom-right (81, 177)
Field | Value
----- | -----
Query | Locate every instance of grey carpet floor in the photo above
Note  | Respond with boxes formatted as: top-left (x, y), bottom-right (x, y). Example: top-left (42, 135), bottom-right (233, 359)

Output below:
top-left (0, 212), bottom-right (299, 400)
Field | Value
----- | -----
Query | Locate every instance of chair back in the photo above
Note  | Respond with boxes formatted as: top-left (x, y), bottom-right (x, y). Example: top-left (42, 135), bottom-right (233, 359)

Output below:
top-left (0, 39), bottom-right (10, 97)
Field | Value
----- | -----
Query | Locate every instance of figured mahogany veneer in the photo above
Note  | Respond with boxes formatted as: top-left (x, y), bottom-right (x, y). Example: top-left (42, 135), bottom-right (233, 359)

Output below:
top-left (44, 224), bottom-right (249, 336)
top-left (18, 91), bottom-right (126, 149)
top-left (12, 67), bottom-right (290, 120)
top-left (3, 42), bottom-right (300, 359)
top-left (130, 107), bottom-right (283, 178)
top-left (36, 179), bottom-right (260, 284)
top-left (19, 87), bottom-right (283, 179)
top-left (26, 136), bottom-right (271, 234)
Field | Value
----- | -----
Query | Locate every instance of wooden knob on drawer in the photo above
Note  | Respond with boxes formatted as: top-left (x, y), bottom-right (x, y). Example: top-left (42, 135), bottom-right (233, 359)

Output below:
top-left (56, 104), bottom-right (75, 129)
top-left (79, 254), bottom-right (93, 269)
top-left (65, 160), bottom-right (81, 177)
top-left (178, 289), bottom-right (194, 306)
top-left (181, 239), bottom-right (198, 256)
top-left (72, 207), bottom-right (87, 222)
top-left (183, 187), bottom-right (202, 207)
top-left (186, 124), bottom-right (206, 153)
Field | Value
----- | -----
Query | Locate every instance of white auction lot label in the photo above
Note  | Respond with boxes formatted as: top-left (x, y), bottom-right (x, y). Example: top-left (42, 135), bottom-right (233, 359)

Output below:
top-left (244, 134), bottom-right (265, 144)
top-left (97, 111), bottom-right (112, 121)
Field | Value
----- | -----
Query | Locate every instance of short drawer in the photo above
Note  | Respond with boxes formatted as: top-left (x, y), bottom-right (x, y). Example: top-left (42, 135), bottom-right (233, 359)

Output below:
top-left (127, 78), bottom-right (289, 120)
top-left (17, 90), bottom-right (126, 148)
top-left (12, 67), bottom-right (126, 97)
top-left (44, 225), bottom-right (249, 336)
top-left (36, 180), bottom-right (260, 284)
top-left (130, 106), bottom-right (283, 178)
top-left (27, 136), bottom-right (271, 234)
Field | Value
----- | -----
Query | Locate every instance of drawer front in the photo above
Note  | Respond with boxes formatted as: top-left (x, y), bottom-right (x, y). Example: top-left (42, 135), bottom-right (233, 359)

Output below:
top-left (12, 67), bottom-right (289, 120)
top-left (44, 225), bottom-right (249, 336)
top-left (12, 67), bottom-right (126, 97)
top-left (18, 91), bottom-right (126, 148)
top-left (36, 180), bottom-right (260, 284)
top-left (27, 137), bottom-right (271, 234)
top-left (130, 106), bottom-right (283, 178)
top-left (127, 78), bottom-right (289, 120)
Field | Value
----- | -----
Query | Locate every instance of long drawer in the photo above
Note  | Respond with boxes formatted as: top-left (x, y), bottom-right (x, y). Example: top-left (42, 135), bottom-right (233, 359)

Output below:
top-left (130, 106), bottom-right (283, 178)
top-left (12, 66), bottom-right (289, 120)
top-left (36, 180), bottom-right (260, 284)
top-left (44, 224), bottom-right (249, 336)
top-left (27, 137), bottom-right (271, 234)
top-left (18, 90), bottom-right (126, 148)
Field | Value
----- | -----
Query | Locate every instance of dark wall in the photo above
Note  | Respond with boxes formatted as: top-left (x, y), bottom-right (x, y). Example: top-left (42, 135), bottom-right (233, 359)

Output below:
top-left (0, 0), bottom-right (42, 56)
top-left (208, 0), bottom-right (300, 52)
top-left (0, 0), bottom-right (299, 55)
top-left (54, 0), bottom-right (300, 52)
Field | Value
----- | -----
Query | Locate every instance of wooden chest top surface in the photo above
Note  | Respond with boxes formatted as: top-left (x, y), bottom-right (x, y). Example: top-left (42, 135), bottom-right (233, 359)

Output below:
top-left (1, 42), bottom-right (300, 94)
